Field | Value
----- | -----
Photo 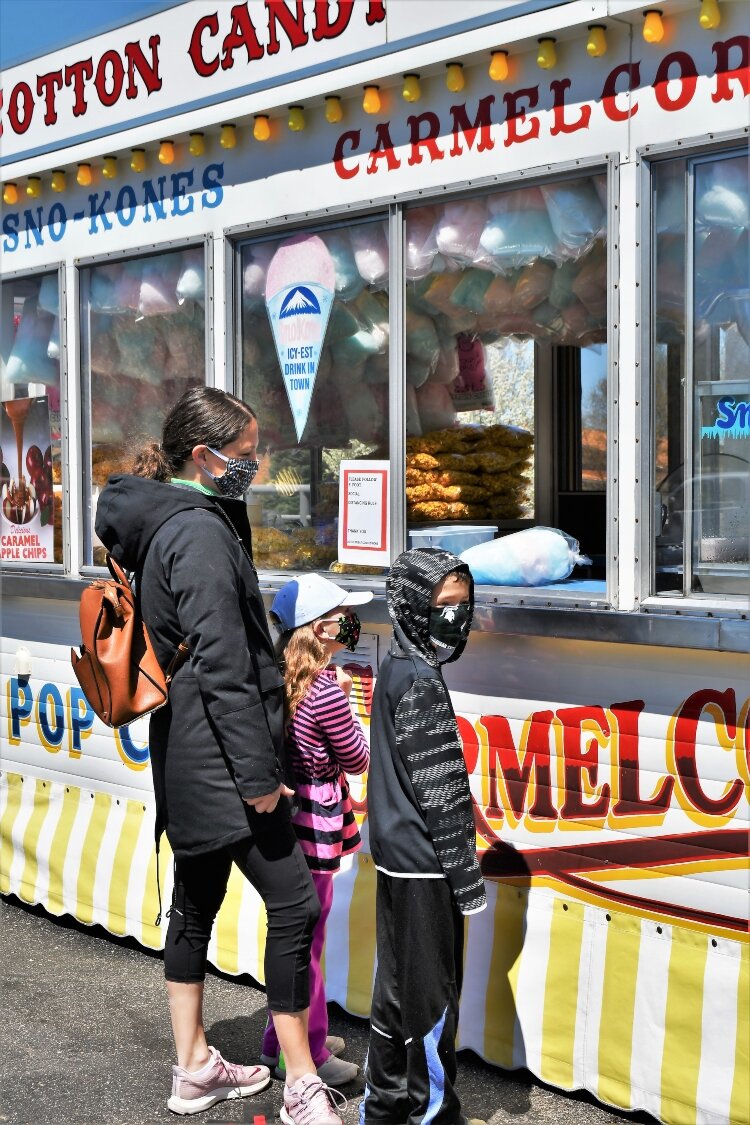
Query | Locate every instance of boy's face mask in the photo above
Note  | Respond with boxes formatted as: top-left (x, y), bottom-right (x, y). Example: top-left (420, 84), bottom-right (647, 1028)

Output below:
top-left (203, 446), bottom-right (260, 499)
top-left (429, 603), bottom-right (471, 660)
top-left (321, 612), bottom-right (361, 652)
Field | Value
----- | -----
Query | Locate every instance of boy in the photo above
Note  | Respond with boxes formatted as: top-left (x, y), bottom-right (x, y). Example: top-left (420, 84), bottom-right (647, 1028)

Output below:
top-left (361, 547), bottom-right (487, 1125)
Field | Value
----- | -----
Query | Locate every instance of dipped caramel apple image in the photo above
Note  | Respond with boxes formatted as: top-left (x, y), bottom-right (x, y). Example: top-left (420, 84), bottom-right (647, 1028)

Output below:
top-left (2, 399), bottom-right (39, 525)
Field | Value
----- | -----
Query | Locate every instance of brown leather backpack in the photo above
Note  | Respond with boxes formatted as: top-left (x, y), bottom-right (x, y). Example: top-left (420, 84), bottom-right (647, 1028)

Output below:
top-left (71, 554), bottom-right (188, 728)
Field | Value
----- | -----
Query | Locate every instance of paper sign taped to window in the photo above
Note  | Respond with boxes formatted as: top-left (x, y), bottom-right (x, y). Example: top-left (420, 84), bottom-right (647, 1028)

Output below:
top-left (338, 459), bottom-right (390, 566)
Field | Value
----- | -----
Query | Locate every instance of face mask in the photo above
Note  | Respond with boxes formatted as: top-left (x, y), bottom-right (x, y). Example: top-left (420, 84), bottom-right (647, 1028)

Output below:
top-left (203, 446), bottom-right (259, 499)
top-left (322, 613), bottom-right (361, 652)
top-left (429, 603), bottom-right (471, 657)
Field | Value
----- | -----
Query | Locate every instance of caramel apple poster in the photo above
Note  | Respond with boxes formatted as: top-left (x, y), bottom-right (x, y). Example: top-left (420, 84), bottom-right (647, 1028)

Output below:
top-left (1, 396), bottom-right (54, 562)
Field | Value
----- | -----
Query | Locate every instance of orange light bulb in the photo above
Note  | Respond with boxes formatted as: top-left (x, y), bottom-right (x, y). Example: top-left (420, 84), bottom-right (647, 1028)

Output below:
top-left (489, 51), bottom-right (509, 82)
top-left (253, 115), bottom-right (271, 142)
top-left (445, 63), bottom-right (464, 92)
top-left (643, 10), bottom-right (664, 43)
top-left (362, 85), bottom-right (381, 114)
top-left (3, 182), bottom-right (19, 205)
top-left (159, 140), bottom-right (175, 165)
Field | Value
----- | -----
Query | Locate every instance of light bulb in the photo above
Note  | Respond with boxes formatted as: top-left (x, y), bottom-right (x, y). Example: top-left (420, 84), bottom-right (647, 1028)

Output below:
top-left (288, 106), bottom-right (305, 132)
top-left (51, 170), bottom-right (66, 193)
top-left (445, 63), bottom-right (464, 92)
top-left (220, 124), bottom-right (237, 149)
top-left (253, 115), bottom-right (271, 142)
top-left (489, 51), bottom-right (509, 82)
top-left (537, 38), bottom-right (557, 69)
top-left (699, 0), bottom-right (720, 29)
top-left (26, 177), bottom-right (41, 198)
top-left (102, 156), bottom-right (117, 179)
top-left (76, 163), bottom-right (92, 187)
top-left (325, 96), bottom-right (343, 124)
top-left (159, 140), bottom-right (175, 165)
top-left (130, 148), bottom-right (146, 173)
top-left (402, 74), bottom-right (421, 102)
top-left (188, 132), bottom-right (205, 157)
top-left (3, 182), bottom-right (19, 205)
top-left (586, 25), bottom-right (607, 57)
top-left (362, 85), bottom-right (381, 114)
top-left (642, 10), bottom-right (664, 43)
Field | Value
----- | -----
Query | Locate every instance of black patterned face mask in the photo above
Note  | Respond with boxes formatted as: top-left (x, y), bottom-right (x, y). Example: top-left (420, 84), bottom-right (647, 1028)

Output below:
top-left (204, 447), bottom-right (259, 498)
top-left (324, 612), bottom-right (361, 652)
top-left (429, 603), bottom-right (471, 652)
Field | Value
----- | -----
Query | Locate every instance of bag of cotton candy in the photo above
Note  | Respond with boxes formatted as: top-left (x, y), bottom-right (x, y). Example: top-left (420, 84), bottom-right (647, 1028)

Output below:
top-left (460, 526), bottom-right (590, 586)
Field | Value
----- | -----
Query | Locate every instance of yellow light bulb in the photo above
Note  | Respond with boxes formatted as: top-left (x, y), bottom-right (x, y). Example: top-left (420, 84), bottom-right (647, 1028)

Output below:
top-left (131, 148), bottom-right (146, 173)
top-left (220, 124), bottom-right (237, 149)
top-left (76, 163), bottom-right (92, 187)
top-left (402, 74), bottom-right (421, 102)
top-left (643, 10), bottom-right (664, 43)
top-left (537, 38), bottom-right (557, 69)
top-left (188, 132), bottom-right (205, 157)
top-left (288, 106), bottom-right (305, 132)
top-left (3, 182), bottom-right (19, 205)
top-left (325, 96), bottom-right (343, 124)
top-left (699, 0), bottom-right (720, 29)
top-left (51, 170), bottom-right (66, 193)
top-left (362, 85), bottom-right (381, 114)
top-left (253, 115), bottom-right (271, 142)
top-left (102, 156), bottom-right (117, 179)
top-left (159, 140), bottom-right (175, 165)
top-left (445, 63), bottom-right (464, 92)
top-left (489, 51), bottom-right (509, 82)
top-left (26, 177), bottom-right (42, 198)
top-left (586, 25), bottom-right (607, 57)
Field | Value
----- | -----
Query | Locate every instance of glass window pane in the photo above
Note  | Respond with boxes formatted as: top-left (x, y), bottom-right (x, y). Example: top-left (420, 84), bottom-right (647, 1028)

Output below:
top-left (1, 272), bottom-right (63, 565)
top-left (240, 219), bottom-right (389, 575)
top-left (82, 246), bottom-right (207, 565)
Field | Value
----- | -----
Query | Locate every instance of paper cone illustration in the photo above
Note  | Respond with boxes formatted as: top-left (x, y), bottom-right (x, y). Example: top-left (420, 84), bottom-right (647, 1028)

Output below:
top-left (265, 234), bottom-right (335, 442)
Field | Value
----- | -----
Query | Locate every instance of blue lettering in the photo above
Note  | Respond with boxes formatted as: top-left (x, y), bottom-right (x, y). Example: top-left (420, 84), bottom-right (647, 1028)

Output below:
top-left (48, 202), bottom-right (67, 242)
top-left (68, 687), bottom-right (95, 754)
top-left (116, 725), bottom-right (150, 767)
top-left (716, 397), bottom-right (735, 429)
top-left (88, 191), bottom-right (113, 234)
top-left (23, 207), bottom-right (44, 250)
top-left (143, 176), bottom-right (167, 222)
top-left (170, 169), bottom-right (194, 217)
top-left (9, 677), bottom-right (33, 741)
top-left (116, 185), bottom-right (137, 226)
top-left (201, 162), bottom-right (224, 210)
top-left (37, 682), bottom-right (65, 749)
top-left (2, 212), bottom-right (19, 252)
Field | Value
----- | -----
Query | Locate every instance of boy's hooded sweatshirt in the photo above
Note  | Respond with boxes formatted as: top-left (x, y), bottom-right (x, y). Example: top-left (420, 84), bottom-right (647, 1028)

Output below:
top-left (368, 547), bottom-right (486, 915)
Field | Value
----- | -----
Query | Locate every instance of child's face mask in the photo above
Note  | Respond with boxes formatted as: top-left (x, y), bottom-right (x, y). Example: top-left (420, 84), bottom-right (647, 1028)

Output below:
top-left (429, 603), bottom-right (471, 660)
top-left (321, 612), bottom-right (361, 652)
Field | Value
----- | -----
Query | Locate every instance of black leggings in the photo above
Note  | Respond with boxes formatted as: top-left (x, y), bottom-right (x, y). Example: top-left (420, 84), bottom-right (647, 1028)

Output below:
top-left (164, 823), bottom-right (320, 1014)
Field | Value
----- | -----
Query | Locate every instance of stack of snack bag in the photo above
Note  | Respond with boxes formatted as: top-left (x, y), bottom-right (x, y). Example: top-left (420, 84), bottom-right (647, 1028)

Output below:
top-left (406, 423), bottom-right (533, 523)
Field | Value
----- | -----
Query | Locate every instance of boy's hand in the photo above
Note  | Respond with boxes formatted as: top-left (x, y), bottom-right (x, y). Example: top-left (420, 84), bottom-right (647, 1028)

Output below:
top-left (335, 665), bottom-right (353, 696)
top-left (244, 783), bottom-right (294, 813)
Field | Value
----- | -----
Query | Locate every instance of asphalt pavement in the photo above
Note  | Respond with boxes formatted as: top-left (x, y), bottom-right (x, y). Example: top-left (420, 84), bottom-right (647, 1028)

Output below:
top-left (0, 896), bottom-right (655, 1125)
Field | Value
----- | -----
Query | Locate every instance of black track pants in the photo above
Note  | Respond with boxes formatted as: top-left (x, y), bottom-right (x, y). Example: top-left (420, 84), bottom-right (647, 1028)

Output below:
top-left (360, 873), bottom-right (465, 1125)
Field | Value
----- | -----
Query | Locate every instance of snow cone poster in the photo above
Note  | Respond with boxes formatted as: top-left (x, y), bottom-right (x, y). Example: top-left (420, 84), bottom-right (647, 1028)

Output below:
top-left (265, 235), bottom-right (335, 442)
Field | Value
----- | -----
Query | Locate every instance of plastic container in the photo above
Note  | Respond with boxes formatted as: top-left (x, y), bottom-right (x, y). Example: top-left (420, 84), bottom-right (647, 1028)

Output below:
top-left (408, 524), bottom-right (498, 554)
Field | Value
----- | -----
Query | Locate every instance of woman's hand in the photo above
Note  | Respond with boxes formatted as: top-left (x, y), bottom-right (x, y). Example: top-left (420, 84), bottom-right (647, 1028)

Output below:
top-left (244, 783), bottom-right (294, 814)
top-left (335, 665), bottom-right (353, 697)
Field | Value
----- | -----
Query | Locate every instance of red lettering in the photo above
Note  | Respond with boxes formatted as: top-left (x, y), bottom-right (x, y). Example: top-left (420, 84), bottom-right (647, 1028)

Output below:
top-left (712, 35), bottom-right (750, 103)
top-left (559, 706), bottom-right (611, 820)
top-left (125, 36), bottom-right (161, 99)
top-left (36, 70), bottom-right (63, 126)
top-left (550, 77), bottom-right (591, 136)
top-left (673, 689), bottom-right (743, 816)
top-left (407, 111), bottom-right (445, 166)
top-left (64, 58), bottom-right (93, 116)
top-left (366, 0), bottom-right (386, 24)
top-left (267, 0), bottom-right (308, 55)
top-left (503, 86), bottom-right (539, 146)
top-left (449, 96), bottom-right (495, 157)
top-left (367, 121), bottom-right (401, 175)
top-left (312, 0), bottom-right (353, 40)
top-left (654, 50), bottom-right (698, 112)
top-left (333, 128), bottom-right (361, 179)
top-left (457, 715), bottom-right (479, 775)
top-left (481, 712), bottom-right (557, 821)
top-left (189, 12), bottom-right (220, 76)
top-left (8, 81), bottom-right (34, 134)
top-left (610, 701), bottom-right (674, 817)
top-left (222, 3), bottom-right (264, 70)
top-left (95, 50), bottom-right (125, 108)
top-left (602, 61), bottom-right (640, 122)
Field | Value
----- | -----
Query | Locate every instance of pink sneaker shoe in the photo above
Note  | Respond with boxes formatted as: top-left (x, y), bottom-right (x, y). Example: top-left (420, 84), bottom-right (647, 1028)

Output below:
top-left (168, 1046), bottom-right (271, 1115)
top-left (281, 1073), bottom-right (347, 1124)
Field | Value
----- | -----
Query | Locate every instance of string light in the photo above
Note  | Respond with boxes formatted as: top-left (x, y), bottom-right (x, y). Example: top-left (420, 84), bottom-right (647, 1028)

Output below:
top-left (642, 10), bottom-right (664, 43)
top-left (489, 51), bottom-right (509, 82)
top-left (325, 96), bottom-right (343, 124)
top-left (537, 38), bottom-right (557, 69)
top-left (402, 74), bottom-right (421, 102)
top-left (445, 63), bottom-right (464, 92)
top-left (220, 123), bottom-right (237, 149)
top-left (76, 163), bottom-right (93, 187)
top-left (51, 170), bottom-right (66, 193)
top-left (699, 0), bottom-right (720, 29)
top-left (159, 140), bottom-right (175, 165)
top-left (188, 133), bottom-right (205, 157)
top-left (102, 156), bottom-right (118, 179)
top-left (362, 85), bottom-right (381, 114)
top-left (586, 25), bottom-right (607, 57)
top-left (288, 106), bottom-right (305, 131)
top-left (3, 183), bottom-right (19, 205)
top-left (26, 177), bottom-right (42, 198)
top-left (253, 115), bottom-right (271, 142)
top-left (130, 148), bottom-right (146, 172)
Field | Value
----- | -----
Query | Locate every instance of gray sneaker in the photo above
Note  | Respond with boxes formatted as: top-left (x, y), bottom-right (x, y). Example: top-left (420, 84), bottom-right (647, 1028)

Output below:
top-left (281, 1074), bottom-right (347, 1125)
top-left (168, 1046), bottom-right (270, 1115)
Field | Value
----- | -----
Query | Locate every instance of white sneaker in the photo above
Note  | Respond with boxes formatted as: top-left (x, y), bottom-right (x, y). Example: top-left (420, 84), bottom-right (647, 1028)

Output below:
top-left (281, 1074), bottom-right (347, 1125)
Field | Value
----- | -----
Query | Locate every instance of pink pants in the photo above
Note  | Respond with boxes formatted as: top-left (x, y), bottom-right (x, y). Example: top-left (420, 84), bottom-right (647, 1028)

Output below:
top-left (262, 869), bottom-right (334, 1067)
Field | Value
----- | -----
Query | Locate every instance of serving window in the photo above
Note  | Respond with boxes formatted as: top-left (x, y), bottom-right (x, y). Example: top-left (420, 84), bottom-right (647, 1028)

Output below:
top-left (80, 245), bottom-right (208, 566)
top-left (651, 150), bottom-right (749, 599)
top-left (1, 272), bottom-right (63, 566)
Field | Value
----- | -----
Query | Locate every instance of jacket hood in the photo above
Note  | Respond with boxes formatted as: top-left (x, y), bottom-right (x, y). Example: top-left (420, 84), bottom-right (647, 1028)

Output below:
top-left (386, 546), bottom-right (474, 667)
top-left (95, 474), bottom-right (245, 570)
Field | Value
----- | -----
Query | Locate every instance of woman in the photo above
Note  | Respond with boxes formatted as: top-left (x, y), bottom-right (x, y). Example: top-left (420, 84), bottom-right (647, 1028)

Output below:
top-left (96, 387), bottom-right (344, 1124)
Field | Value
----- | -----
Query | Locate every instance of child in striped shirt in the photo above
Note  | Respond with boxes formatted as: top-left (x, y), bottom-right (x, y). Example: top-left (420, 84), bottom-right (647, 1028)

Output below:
top-left (262, 574), bottom-right (373, 1090)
